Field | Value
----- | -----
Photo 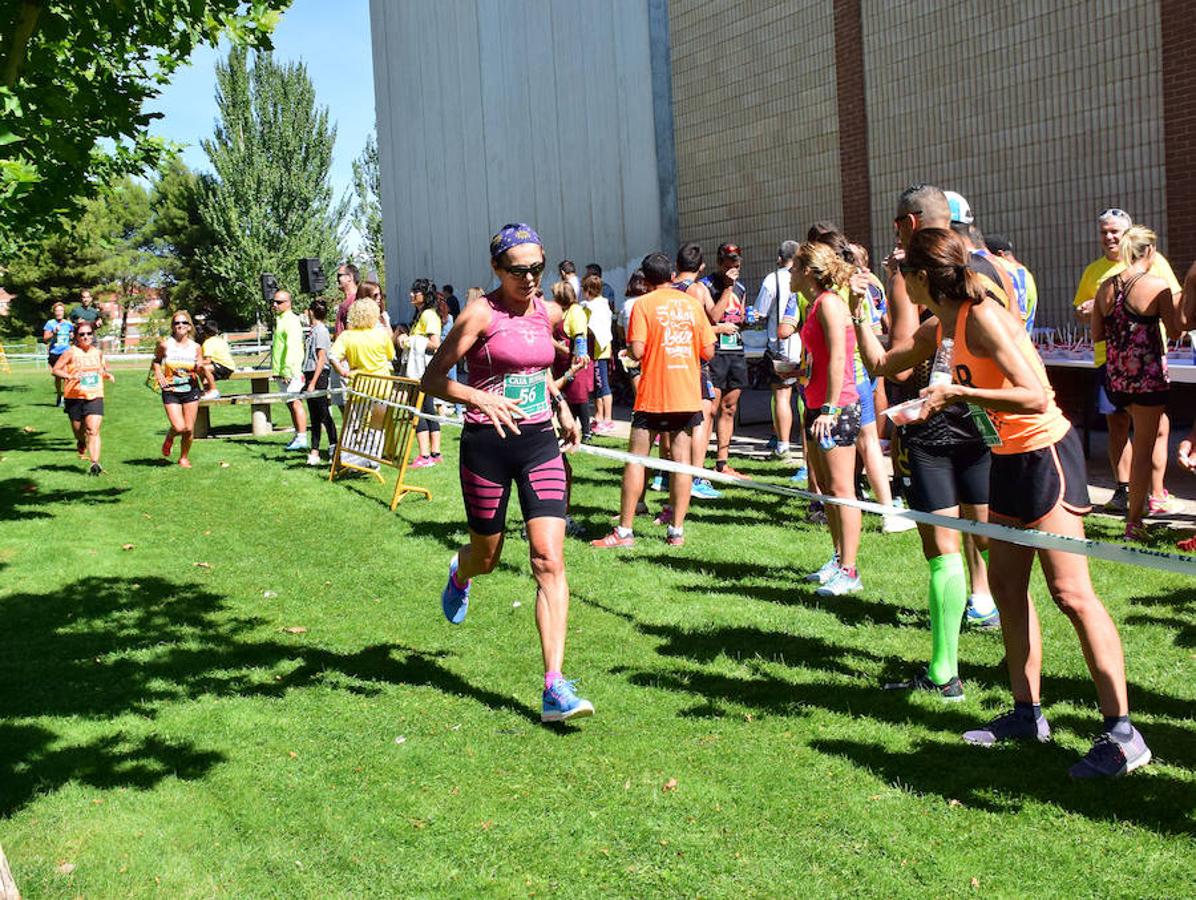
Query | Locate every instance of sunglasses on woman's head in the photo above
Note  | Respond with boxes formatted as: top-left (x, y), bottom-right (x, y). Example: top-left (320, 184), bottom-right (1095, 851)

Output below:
top-left (504, 261), bottom-right (546, 279)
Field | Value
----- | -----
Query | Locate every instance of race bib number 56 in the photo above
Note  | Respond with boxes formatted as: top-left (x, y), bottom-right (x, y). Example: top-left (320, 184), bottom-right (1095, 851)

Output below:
top-left (503, 371), bottom-right (549, 417)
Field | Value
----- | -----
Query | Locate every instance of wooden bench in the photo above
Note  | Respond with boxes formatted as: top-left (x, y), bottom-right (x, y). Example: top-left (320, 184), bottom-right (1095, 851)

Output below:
top-left (195, 369), bottom-right (274, 438)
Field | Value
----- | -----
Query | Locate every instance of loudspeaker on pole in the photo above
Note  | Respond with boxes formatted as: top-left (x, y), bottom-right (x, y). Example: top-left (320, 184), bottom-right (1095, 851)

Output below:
top-left (260, 273), bottom-right (279, 303)
top-left (298, 258), bottom-right (326, 294)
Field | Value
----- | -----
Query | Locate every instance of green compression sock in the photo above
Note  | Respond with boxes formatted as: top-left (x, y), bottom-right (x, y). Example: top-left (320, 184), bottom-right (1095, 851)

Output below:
top-left (928, 552), bottom-right (967, 685)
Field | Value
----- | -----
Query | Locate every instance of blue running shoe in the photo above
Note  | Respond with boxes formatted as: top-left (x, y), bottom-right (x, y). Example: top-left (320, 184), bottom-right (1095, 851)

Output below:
top-left (542, 677), bottom-right (594, 723)
top-left (691, 478), bottom-right (721, 499)
top-left (962, 709), bottom-right (1051, 746)
top-left (790, 466), bottom-right (808, 485)
top-left (441, 554), bottom-right (470, 624)
top-left (650, 474), bottom-right (666, 492)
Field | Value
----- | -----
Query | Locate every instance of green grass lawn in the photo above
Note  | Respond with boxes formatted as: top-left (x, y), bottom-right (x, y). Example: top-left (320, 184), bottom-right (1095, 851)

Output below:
top-left (2, 364), bottom-right (1194, 897)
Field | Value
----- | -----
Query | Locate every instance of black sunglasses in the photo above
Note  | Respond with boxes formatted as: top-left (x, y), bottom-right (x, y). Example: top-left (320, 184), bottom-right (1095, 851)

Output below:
top-left (172, 320), bottom-right (189, 326)
top-left (504, 261), bottom-right (546, 279)
top-left (77, 330), bottom-right (94, 336)
top-left (271, 299), bottom-right (286, 304)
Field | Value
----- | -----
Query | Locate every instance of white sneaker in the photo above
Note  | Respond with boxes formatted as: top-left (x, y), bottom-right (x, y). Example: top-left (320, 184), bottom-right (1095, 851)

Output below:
top-left (815, 567), bottom-right (863, 596)
top-left (805, 554), bottom-right (840, 584)
top-left (306, 450), bottom-right (322, 467)
top-left (201, 389), bottom-right (220, 400)
top-left (882, 501), bottom-right (916, 533)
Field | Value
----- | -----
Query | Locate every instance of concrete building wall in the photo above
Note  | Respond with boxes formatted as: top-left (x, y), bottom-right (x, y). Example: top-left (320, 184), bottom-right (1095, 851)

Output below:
top-left (370, 0), bottom-right (669, 322)
top-left (860, 0), bottom-right (1167, 328)
top-left (668, 0), bottom-right (842, 288)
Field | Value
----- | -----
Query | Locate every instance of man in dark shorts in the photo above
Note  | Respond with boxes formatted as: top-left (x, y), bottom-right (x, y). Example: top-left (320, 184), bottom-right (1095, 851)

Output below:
top-left (592, 252), bottom-right (715, 548)
top-left (700, 242), bottom-right (751, 478)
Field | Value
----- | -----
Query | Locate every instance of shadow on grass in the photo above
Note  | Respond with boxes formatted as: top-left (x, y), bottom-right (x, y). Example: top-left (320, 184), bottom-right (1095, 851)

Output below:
top-left (0, 576), bottom-right (546, 815)
top-left (810, 737), bottom-right (1196, 838)
top-left (0, 478), bottom-right (128, 521)
top-left (0, 723), bottom-right (225, 818)
top-left (0, 425), bottom-right (74, 453)
top-left (122, 457), bottom-right (173, 467)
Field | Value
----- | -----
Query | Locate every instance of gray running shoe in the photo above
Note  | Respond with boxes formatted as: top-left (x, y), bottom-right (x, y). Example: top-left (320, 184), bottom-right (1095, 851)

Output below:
top-left (1103, 484), bottom-right (1129, 514)
top-left (884, 669), bottom-right (965, 702)
top-left (962, 709), bottom-right (1051, 746)
top-left (1068, 729), bottom-right (1151, 779)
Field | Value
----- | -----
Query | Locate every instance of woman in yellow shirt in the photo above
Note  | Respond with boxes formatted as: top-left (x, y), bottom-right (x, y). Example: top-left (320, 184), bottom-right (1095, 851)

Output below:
top-left (399, 280), bottom-right (444, 467)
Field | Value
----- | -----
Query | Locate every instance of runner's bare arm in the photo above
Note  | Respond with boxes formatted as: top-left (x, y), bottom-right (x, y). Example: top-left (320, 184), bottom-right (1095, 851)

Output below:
top-left (883, 252), bottom-right (918, 383)
top-left (420, 299), bottom-right (524, 437)
top-left (1182, 261), bottom-right (1196, 332)
top-left (921, 304), bottom-right (1046, 416)
top-left (1090, 280), bottom-right (1110, 344)
top-left (850, 275), bottom-right (934, 376)
top-left (50, 349), bottom-right (72, 379)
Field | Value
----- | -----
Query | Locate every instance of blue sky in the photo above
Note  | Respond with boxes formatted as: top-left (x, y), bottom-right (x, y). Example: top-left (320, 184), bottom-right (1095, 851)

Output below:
top-left (146, 0), bottom-right (375, 249)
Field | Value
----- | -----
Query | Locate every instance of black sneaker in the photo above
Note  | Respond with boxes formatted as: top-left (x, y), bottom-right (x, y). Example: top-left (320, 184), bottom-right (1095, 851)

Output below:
top-left (88, 462), bottom-right (104, 476)
top-left (883, 668), bottom-right (965, 702)
top-left (1103, 484), bottom-right (1129, 515)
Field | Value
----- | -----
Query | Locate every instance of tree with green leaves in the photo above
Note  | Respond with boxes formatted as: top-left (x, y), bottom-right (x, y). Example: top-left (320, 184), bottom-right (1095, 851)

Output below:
top-left (150, 155), bottom-right (214, 311)
top-left (351, 130), bottom-right (385, 288)
top-left (0, 0), bottom-right (289, 258)
top-left (2, 176), bottom-right (165, 340)
top-left (198, 46), bottom-right (347, 325)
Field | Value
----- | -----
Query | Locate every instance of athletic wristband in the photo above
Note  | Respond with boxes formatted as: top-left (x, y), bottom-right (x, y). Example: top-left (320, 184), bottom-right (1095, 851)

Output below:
top-left (820, 404), bottom-right (842, 416)
top-left (550, 393), bottom-right (563, 410)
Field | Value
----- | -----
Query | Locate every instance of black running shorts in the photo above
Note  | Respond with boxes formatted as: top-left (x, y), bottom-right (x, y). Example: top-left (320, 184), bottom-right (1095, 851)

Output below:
top-left (458, 421), bottom-right (567, 535)
top-left (989, 427), bottom-right (1091, 526)
top-left (803, 401), bottom-right (862, 448)
top-left (708, 352), bottom-right (749, 393)
top-left (631, 410), bottom-right (702, 433)
top-left (907, 441), bottom-right (991, 513)
top-left (64, 397), bottom-right (104, 421)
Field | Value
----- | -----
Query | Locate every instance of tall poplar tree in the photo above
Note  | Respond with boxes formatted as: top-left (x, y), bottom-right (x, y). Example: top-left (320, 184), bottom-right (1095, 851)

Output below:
top-left (351, 130), bottom-right (385, 288)
top-left (198, 46), bottom-right (347, 324)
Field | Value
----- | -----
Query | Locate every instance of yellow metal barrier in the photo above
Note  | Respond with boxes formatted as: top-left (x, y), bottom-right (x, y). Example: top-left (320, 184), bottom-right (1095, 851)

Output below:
top-left (329, 373), bottom-right (431, 510)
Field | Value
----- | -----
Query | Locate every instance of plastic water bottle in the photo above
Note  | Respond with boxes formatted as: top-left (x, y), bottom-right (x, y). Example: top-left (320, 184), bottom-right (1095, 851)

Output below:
top-left (930, 338), bottom-right (954, 388)
top-left (572, 334), bottom-right (587, 357)
top-left (745, 306), bottom-right (759, 326)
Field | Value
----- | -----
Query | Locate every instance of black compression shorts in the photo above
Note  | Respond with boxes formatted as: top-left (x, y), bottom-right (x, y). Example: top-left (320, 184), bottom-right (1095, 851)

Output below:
top-left (907, 441), bottom-right (991, 512)
top-left (989, 427), bottom-right (1091, 526)
top-left (458, 421), bottom-right (567, 535)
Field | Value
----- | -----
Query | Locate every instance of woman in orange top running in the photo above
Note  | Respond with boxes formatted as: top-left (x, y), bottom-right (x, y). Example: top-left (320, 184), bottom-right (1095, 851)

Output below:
top-left (868, 227), bottom-right (1148, 779)
top-left (51, 322), bottom-right (114, 474)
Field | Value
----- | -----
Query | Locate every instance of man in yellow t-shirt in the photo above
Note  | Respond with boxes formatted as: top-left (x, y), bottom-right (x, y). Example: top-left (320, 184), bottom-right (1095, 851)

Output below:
top-left (1072, 208), bottom-right (1182, 513)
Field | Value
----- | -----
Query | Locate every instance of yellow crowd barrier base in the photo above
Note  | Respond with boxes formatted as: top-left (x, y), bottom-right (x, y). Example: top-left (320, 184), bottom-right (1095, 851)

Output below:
top-left (328, 373), bottom-right (431, 510)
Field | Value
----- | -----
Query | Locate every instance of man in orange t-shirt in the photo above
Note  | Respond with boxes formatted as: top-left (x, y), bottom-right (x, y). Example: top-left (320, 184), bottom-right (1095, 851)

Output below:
top-left (592, 251), bottom-right (715, 549)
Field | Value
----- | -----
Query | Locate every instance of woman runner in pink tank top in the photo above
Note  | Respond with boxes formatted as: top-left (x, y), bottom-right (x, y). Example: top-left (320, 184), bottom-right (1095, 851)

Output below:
top-left (421, 223), bottom-right (593, 723)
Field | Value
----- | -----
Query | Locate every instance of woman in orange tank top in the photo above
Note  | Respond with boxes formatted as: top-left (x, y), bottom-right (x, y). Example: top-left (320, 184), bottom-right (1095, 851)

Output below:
top-left (894, 227), bottom-right (1149, 778)
top-left (51, 322), bottom-right (114, 475)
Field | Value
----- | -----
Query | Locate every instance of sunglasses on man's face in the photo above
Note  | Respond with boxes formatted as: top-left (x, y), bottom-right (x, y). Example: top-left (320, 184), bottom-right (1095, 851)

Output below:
top-left (504, 261), bottom-right (546, 279)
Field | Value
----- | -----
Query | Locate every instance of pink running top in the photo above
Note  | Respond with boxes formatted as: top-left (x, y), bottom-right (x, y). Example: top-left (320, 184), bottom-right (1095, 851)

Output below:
top-left (463, 291), bottom-right (556, 426)
top-left (800, 291), bottom-right (859, 410)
